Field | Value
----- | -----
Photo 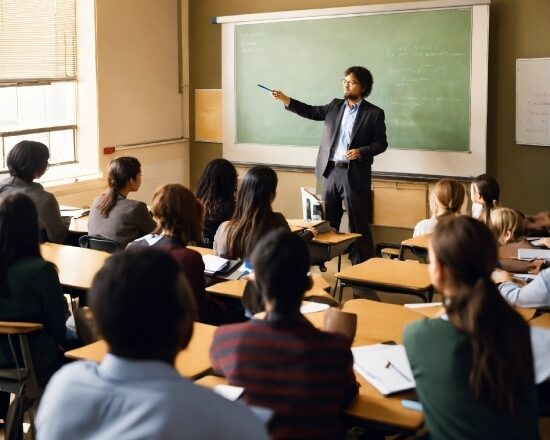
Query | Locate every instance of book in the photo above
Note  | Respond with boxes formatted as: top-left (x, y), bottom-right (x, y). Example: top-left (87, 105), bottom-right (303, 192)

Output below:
top-left (352, 344), bottom-right (415, 396)
top-left (518, 248), bottom-right (550, 261)
top-left (202, 254), bottom-right (229, 273)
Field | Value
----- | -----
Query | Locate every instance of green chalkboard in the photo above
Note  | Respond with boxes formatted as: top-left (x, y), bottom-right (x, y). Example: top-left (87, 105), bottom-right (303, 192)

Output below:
top-left (235, 9), bottom-right (471, 151)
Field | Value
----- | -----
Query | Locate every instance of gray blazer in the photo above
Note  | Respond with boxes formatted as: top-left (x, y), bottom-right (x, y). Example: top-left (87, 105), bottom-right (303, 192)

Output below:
top-left (0, 176), bottom-right (68, 243)
top-left (88, 193), bottom-right (156, 248)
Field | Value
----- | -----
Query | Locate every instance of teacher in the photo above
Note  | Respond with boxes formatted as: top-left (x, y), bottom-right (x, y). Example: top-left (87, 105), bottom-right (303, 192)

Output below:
top-left (272, 66), bottom-right (387, 264)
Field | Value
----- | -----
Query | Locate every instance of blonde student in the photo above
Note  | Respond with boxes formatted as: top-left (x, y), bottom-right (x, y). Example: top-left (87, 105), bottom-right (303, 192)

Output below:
top-left (404, 216), bottom-right (539, 439)
top-left (470, 174), bottom-right (500, 225)
top-left (413, 179), bottom-right (465, 237)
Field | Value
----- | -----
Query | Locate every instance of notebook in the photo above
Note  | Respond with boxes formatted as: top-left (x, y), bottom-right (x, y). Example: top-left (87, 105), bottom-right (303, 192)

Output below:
top-left (352, 344), bottom-right (416, 396)
top-left (518, 248), bottom-right (550, 261)
top-left (202, 254), bottom-right (229, 273)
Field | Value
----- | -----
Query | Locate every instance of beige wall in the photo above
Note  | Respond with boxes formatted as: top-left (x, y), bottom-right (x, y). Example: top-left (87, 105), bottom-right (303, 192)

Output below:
top-left (189, 0), bottom-right (550, 221)
top-left (54, 0), bottom-right (190, 208)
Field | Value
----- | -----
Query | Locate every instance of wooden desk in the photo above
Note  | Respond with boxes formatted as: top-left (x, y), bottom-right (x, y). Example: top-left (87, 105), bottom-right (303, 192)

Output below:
top-left (188, 245), bottom-right (216, 256)
top-left (531, 313), bottom-right (550, 329)
top-left (400, 234), bottom-right (431, 262)
top-left (310, 231), bottom-right (362, 275)
top-left (65, 322), bottom-right (217, 379)
top-left (206, 273), bottom-right (331, 299)
top-left (335, 258), bottom-right (432, 302)
top-left (411, 304), bottom-right (538, 322)
top-left (41, 243), bottom-right (110, 291)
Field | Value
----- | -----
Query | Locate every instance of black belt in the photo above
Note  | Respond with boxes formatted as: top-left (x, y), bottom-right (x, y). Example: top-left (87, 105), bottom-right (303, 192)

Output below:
top-left (329, 161), bottom-right (349, 169)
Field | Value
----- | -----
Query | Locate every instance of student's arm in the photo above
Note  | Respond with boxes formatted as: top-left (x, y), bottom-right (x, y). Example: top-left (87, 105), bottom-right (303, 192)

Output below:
top-left (43, 193), bottom-right (68, 244)
top-left (498, 269), bottom-right (550, 308)
top-left (341, 345), bottom-right (359, 406)
top-left (209, 328), bottom-right (228, 375)
top-left (132, 202), bottom-right (156, 235)
top-left (35, 262), bottom-right (67, 344)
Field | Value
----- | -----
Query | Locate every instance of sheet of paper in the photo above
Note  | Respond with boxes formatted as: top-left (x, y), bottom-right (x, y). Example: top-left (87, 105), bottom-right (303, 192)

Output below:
top-left (214, 384), bottom-right (245, 401)
top-left (352, 344), bottom-right (415, 396)
top-left (300, 301), bottom-right (330, 314)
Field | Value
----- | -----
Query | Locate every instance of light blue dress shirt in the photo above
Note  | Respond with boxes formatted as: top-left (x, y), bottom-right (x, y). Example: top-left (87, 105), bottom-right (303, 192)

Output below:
top-left (36, 354), bottom-right (269, 440)
top-left (498, 268), bottom-right (550, 308)
top-left (330, 100), bottom-right (362, 162)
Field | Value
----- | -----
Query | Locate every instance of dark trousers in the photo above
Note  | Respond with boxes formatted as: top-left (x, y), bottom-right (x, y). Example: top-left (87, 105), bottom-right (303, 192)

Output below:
top-left (323, 165), bottom-right (374, 264)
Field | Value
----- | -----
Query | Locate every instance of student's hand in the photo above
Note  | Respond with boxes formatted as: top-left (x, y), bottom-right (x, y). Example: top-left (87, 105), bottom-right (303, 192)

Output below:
top-left (491, 269), bottom-right (514, 284)
top-left (307, 226), bottom-right (318, 237)
top-left (271, 90), bottom-right (290, 106)
top-left (539, 237), bottom-right (550, 249)
top-left (345, 149), bottom-right (361, 161)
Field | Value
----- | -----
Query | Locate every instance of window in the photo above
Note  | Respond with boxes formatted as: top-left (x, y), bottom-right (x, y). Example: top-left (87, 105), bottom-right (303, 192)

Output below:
top-left (0, 0), bottom-right (97, 181)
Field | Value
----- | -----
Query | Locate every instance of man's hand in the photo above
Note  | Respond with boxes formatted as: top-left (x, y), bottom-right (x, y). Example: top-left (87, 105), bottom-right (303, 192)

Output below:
top-left (271, 90), bottom-right (290, 106)
top-left (345, 149), bottom-right (361, 161)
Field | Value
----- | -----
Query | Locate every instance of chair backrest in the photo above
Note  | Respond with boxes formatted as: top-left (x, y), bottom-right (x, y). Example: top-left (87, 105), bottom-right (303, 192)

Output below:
top-left (79, 235), bottom-right (121, 253)
top-left (73, 307), bottom-right (99, 345)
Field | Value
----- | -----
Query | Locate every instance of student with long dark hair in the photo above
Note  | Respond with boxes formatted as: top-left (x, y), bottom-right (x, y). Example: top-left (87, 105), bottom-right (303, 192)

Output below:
top-left (213, 165), bottom-right (289, 259)
top-left (404, 216), bottom-right (539, 439)
top-left (0, 140), bottom-right (67, 243)
top-left (129, 184), bottom-right (242, 324)
top-left (88, 156), bottom-right (155, 248)
top-left (195, 159), bottom-right (238, 248)
top-left (470, 173), bottom-right (500, 226)
top-left (0, 193), bottom-right (67, 425)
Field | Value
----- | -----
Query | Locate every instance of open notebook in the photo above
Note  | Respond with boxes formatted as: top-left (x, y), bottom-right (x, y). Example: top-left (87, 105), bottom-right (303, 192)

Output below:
top-left (352, 344), bottom-right (415, 396)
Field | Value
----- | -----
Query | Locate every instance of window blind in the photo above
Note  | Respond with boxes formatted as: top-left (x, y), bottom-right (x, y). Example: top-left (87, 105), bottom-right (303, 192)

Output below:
top-left (0, 0), bottom-right (76, 84)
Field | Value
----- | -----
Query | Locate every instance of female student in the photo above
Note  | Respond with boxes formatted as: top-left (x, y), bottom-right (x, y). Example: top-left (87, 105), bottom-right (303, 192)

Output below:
top-left (213, 165), bottom-right (290, 259)
top-left (404, 216), bottom-right (539, 439)
top-left (413, 179), bottom-right (465, 237)
top-left (128, 184), bottom-right (242, 325)
top-left (470, 173), bottom-right (500, 225)
top-left (0, 192), bottom-right (68, 424)
top-left (88, 156), bottom-right (155, 248)
top-left (0, 140), bottom-right (67, 243)
top-left (195, 159), bottom-right (238, 248)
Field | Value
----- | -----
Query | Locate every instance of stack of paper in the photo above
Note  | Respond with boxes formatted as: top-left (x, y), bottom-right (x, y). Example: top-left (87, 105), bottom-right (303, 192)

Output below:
top-left (518, 248), bottom-right (550, 261)
top-left (352, 344), bottom-right (415, 396)
top-left (202, 254), bottom-right (229, 273)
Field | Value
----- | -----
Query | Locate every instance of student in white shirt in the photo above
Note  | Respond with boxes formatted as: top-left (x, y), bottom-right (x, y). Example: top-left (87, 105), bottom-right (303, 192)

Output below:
top-left (36, 247), bottom-right (268, 440)
top-left (413, 179), bottom-right (465, 237)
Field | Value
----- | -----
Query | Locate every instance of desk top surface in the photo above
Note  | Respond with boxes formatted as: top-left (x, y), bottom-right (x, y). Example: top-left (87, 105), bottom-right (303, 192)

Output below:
top-left (206, 273), bottom-right (330, 299)
top-left (65, 322), bottom-right (217, 378)
top-left (313, 231), bottom-right (361, 245)
top-left (336, 258), bottom-right (431, 292)
top-left (41, 242), bottom-right (110, 290)
top-left (401, 234), bottom-right (431, 249)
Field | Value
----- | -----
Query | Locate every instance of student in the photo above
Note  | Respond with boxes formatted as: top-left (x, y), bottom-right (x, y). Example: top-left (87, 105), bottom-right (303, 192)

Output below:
top-left (404, 216), bottom-right (539, 440)
top-left (195, 158), bottom-right (238, 248)
top-left (0, 140), bottom-right (68, 243)
top-left (36, 247), bottom-right (269, 440)
top-left (413, 178), bottom-right (465, 237)
top-left (210, 229), bottom-right (358, 439)
top-left (128, 184), bottom-right (242, 325)
top-left (470, 173), bottom-right (500, 225)
top-left (490, 207), bottom-right (538, 257)
top-left (88, 156), bottom-right (155, 248)
top-left (493, 268), bottom-right (550, 308)
top-left (0, 193), bottom-right (67, 429)
top-left (213, 165), bottom-right (290, 259)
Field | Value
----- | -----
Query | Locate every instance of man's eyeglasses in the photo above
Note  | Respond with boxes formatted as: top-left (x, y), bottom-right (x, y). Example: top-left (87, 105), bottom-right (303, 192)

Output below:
top-left (341, 79), bottom-right (360, 86)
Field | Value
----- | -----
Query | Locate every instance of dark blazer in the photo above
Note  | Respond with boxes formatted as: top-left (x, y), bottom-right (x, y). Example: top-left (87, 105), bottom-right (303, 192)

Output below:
top-left (286, 98), bottom-right (388, 191)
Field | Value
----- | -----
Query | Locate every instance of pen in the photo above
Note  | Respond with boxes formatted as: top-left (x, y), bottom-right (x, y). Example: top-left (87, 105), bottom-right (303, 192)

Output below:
top-left (257, 84), bottom-right (273, 92)
top-left (384, 359), bottom-right (413, 383)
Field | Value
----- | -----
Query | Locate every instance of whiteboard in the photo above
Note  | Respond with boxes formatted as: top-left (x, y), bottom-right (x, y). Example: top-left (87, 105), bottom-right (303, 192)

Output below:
top-left (516, 58), bottom-right (550, 146)
top-left (219, 0), bottom-right (490, 178)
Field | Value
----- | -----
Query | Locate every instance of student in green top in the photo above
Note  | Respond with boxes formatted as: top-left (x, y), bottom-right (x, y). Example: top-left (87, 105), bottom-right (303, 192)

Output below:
top-left (404, 215), bottom-right (539, 440)
top-left (0, 192), bottom-right (68, 431)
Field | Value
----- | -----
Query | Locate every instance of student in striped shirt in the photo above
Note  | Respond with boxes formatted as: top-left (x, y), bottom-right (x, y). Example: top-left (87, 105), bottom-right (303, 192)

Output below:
top-left (210, 229), bottom-right (358, 439)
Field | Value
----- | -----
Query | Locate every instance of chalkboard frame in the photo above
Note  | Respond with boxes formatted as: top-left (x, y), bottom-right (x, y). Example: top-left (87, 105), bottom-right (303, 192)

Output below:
top-left (219, 0), bottom-right (490, 178)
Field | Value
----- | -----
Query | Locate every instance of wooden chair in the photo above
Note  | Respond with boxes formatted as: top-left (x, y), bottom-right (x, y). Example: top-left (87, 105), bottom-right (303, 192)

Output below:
top-left (79, 235), bottom-right (121, 253)
top-left (0, 321), bottom-right (44, 439)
